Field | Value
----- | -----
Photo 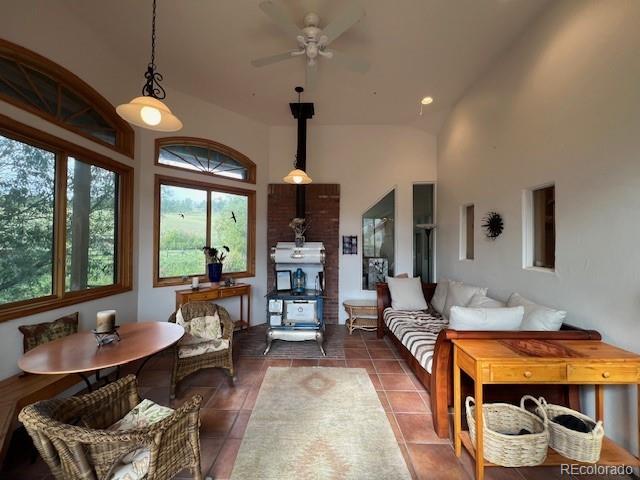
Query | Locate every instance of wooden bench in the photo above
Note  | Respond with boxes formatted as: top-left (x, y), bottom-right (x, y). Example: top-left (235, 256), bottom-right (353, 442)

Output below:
top-left (0, 372), bottom-right (78, 467)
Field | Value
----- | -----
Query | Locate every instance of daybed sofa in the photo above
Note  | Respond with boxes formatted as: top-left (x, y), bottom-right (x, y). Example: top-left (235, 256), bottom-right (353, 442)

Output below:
top-left (376, 281), bottom-right (602, 438)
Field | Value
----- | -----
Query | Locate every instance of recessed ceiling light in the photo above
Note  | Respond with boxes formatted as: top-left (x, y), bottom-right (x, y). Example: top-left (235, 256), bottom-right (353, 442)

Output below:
top-left (421, 96), bottom-right (434, 105)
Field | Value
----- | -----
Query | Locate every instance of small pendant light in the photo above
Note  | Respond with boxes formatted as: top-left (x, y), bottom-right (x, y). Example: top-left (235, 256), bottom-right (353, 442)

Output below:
top-left (283, 87), bottom-right (312, 184)
top-left (117, 0), bottom-right (182, 131)
top-left (283, 167), bottom-right (312, 184)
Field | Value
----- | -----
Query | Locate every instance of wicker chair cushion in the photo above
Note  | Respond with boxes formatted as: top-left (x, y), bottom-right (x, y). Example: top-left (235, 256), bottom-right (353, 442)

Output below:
top-left (178, 336), bottom-right (230, 358)
top-left (18, 312), bottom-right (79, 352)
top-left (176, 308), bottom-right (222, 340)
top-left (108, 399), bottom-right (174, 479)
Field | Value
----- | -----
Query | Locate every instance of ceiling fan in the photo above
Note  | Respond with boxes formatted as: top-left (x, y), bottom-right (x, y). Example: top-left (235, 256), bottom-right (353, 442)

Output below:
top-left (251, 1), bottom-right (369, 88)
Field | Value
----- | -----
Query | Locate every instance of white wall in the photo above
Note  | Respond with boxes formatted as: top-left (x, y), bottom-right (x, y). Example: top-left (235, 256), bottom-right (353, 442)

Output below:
top-left (135, 91), bottom-right (270, 326)
top-left (437, 0), bottom-right (640, 451)
top-left (269, 125), bottom-right (437, 323)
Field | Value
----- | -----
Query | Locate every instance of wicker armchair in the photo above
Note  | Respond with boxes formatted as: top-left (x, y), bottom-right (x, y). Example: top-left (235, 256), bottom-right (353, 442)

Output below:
top-left (168, 302), bottom-right (235, 400)
top-left (18, 374), bottom-right (203, 480)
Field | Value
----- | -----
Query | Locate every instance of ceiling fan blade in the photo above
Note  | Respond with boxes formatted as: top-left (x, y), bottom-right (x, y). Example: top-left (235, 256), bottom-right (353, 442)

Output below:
top-left (251, 50), bottom-right (299, 67)
top-left (259, 1), bottom-right (302, 39)
top-left (321, 2), bottom-right (365, 45)
top-left (327, 50), bottom-right (369, 73)
top-left (305, 62), bottom-right (317, 91)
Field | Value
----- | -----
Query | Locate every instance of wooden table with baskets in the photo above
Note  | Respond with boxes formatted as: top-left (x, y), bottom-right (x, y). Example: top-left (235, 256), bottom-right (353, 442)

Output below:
top-left (452, 338), bottom-right (640, 480)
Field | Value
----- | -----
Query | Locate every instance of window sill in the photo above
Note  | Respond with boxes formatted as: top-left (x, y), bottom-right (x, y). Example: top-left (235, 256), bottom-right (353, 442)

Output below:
top-left (154, 271), bottom-right (255, 288)
top-left (523, 266), bottom-right (557, 275)
top-left (0, 284), bottom-right (132, 324)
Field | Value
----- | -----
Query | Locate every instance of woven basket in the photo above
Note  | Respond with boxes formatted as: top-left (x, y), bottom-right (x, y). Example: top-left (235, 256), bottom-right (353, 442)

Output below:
top-left (534, 397), bottom-right (604, 463)
top-left (466, 395), bottom-right (549, 467)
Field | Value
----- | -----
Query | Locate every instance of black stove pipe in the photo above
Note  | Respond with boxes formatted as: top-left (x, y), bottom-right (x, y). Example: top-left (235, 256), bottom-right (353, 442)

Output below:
top-left (290, 88), bottom-right (314, 219)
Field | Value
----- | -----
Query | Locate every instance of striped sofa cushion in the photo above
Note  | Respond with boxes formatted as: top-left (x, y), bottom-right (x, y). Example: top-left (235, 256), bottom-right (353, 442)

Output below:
top-left (384, 308), bottom-right (449, 373)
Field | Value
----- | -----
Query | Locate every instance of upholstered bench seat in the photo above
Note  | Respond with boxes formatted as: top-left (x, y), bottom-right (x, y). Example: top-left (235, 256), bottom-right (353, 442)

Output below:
top-left (383, 307), bottom-right (449, 373)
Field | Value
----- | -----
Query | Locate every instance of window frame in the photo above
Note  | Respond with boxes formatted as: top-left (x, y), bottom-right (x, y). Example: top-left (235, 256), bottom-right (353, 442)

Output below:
top-left (153, 174), bottom-right (256, 287)
top-left (522, 183), bottom-right (556, 273)
top-left (155, 137), bottom-right (256, 184)
top-left (0, 113), bottom-right (134, 323)
top-left (0, 39), bottom-right (134, 158)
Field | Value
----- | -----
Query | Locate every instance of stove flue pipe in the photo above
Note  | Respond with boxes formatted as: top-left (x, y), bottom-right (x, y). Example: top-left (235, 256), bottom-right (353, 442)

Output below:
top-left (289, 86), bottom-right (314, 218)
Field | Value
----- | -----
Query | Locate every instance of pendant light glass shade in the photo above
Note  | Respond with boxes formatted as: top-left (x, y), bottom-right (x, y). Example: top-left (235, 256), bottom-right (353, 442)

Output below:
top-left (116, 96), bottom-right (182, 132)
top-left (283, 168), bottom-right (312, 184)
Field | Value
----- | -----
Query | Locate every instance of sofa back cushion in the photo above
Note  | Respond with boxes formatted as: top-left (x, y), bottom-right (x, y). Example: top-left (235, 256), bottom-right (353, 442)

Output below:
top-left (467, 293), bottom-right (505, 308)
top-left (386, 277), bottom-right (428, 310)
top-left (431, 280), bottom-right (458, 314)
top-left (443, 282), bottom-right (488, 319)
top-left (449, 306), bottom-right (524, 331)
top-left (507, 293), bottom-right (566, 331)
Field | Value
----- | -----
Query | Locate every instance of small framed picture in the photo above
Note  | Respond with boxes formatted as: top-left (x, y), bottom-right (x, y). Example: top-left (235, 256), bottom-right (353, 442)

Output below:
top-left (276, 270), bottom-right (292, 291)
top-left (342, 235), bottom-right (358, 255)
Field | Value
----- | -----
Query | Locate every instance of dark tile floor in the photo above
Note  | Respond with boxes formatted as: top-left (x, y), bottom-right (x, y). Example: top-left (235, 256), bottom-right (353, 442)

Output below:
top-left (1, 325), bottom-right (630, 479)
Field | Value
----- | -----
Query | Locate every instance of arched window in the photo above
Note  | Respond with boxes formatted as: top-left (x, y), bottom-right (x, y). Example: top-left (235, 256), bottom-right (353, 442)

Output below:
top-left (156, 137), bottom-right (256, 184)
top-left (0, 39), bottom-right (134, 157)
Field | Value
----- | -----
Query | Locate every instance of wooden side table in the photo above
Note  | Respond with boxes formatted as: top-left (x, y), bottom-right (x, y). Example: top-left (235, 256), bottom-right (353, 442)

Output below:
top-left (343, 299), bottom-right (377, 334)
top-left (175, 283), bottom-right (251, 331)
top-left (452, 338), bottom-right (640, 480)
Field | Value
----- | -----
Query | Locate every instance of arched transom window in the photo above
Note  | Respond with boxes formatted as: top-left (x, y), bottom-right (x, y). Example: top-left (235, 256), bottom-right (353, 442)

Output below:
top-left (0, 39), bottom-right (134, 157)
top-left (156, 137), bottom-right (256, 184)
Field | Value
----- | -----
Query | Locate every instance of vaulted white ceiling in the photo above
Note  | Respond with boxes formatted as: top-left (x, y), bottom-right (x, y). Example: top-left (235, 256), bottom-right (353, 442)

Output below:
top-left (65, 0), bottom-right (549, 133)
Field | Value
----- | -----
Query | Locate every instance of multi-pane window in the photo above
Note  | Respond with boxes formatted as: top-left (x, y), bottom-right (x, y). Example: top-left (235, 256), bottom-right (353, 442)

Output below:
top-left (155, 176), bottom-right (255, 286)
top-left (0, 119), bottom-right (133, 321)
top-left (0, 39), bottom-right (134, 156)
top-left (156, 138), bottom-right (256, 184)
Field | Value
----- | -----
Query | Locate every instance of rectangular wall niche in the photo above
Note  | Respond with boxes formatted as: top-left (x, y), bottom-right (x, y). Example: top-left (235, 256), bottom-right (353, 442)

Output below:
top-left (522, 184), bottom-right (555, 271)
top-left (267, 184), bottom-right (340, 324)
top-left (459, 204), bottom-right (474, 260)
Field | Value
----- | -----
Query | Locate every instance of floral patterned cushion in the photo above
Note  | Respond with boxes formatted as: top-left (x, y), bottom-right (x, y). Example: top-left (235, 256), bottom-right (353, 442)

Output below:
top-left (177, 337), bottom-right (230, 359)
top-left (19, 312), bottom-right (79, 353)
top-left (108, 399), bottom-right (174, 480)
top-left (190, 313), bottom-right (222, 340)
top-left (176, 308), bottom-right (222, 340)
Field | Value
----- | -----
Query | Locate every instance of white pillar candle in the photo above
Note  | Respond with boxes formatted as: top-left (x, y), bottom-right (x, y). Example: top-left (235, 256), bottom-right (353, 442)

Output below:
top-left (96, 310), bottom-right (116, 333)
top-left (192, 276), bottom-right (199, 289)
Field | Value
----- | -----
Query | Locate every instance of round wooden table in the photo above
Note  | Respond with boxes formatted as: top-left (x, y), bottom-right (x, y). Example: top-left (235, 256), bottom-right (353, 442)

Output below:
top-left (18, 322), bottom-right (184, 390)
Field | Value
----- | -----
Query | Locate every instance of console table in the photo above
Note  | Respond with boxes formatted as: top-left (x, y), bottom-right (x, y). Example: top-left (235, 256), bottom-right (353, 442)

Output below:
top-left (175, 283), bottom-right (251, 331)
top-left (452, 338), bottom-right (640, 480)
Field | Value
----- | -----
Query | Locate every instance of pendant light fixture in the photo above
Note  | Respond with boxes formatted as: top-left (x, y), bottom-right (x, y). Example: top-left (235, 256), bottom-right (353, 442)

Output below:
top-left (283, 87), bottom-right (312, 185)
top-left (116, 0), bottom-right (182, 131)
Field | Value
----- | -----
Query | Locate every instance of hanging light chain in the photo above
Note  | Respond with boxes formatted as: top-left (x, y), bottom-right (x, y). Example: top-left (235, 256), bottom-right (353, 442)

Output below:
top-left (142, 0), bottom-right (166, 99)
top-left (150, 0), bottom-right (157, 67)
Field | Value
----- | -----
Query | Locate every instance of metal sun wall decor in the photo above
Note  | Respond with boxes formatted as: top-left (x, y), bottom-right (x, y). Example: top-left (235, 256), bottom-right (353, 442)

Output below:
top-left (482, 211), bottom-right (504, 239)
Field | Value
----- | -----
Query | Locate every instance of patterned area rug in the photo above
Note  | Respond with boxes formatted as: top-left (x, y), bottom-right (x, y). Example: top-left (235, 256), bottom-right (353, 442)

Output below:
top-left (236, 325), bottom-right (346, 359)
top-left (230, 367), bottom-right (412, 480)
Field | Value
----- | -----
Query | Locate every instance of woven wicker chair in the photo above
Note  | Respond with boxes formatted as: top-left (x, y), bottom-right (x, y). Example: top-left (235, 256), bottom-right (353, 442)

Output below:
top-left (168, 302), bottom-right (235, 400)
top-left (18, 374), bottom-right (203, 480)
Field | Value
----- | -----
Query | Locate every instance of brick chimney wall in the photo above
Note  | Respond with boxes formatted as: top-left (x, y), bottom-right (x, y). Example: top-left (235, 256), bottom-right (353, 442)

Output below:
top-left (267, 184), bottom-right (340, 324)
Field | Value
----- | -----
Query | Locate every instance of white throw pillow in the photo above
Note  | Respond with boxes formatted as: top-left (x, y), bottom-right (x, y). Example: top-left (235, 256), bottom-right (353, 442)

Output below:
top-left (449, 306), bottom-right (524, 331)
top-left (467, 293), bottom-right (505, 308)
top-left (443, 282), bottom-right (488, 319)
top-left (507, 293), bottom-right (566, 331)
top-left (386, 277), bottom-right (428, 310)
top-left (431, 280), bottom-right (450, 314)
